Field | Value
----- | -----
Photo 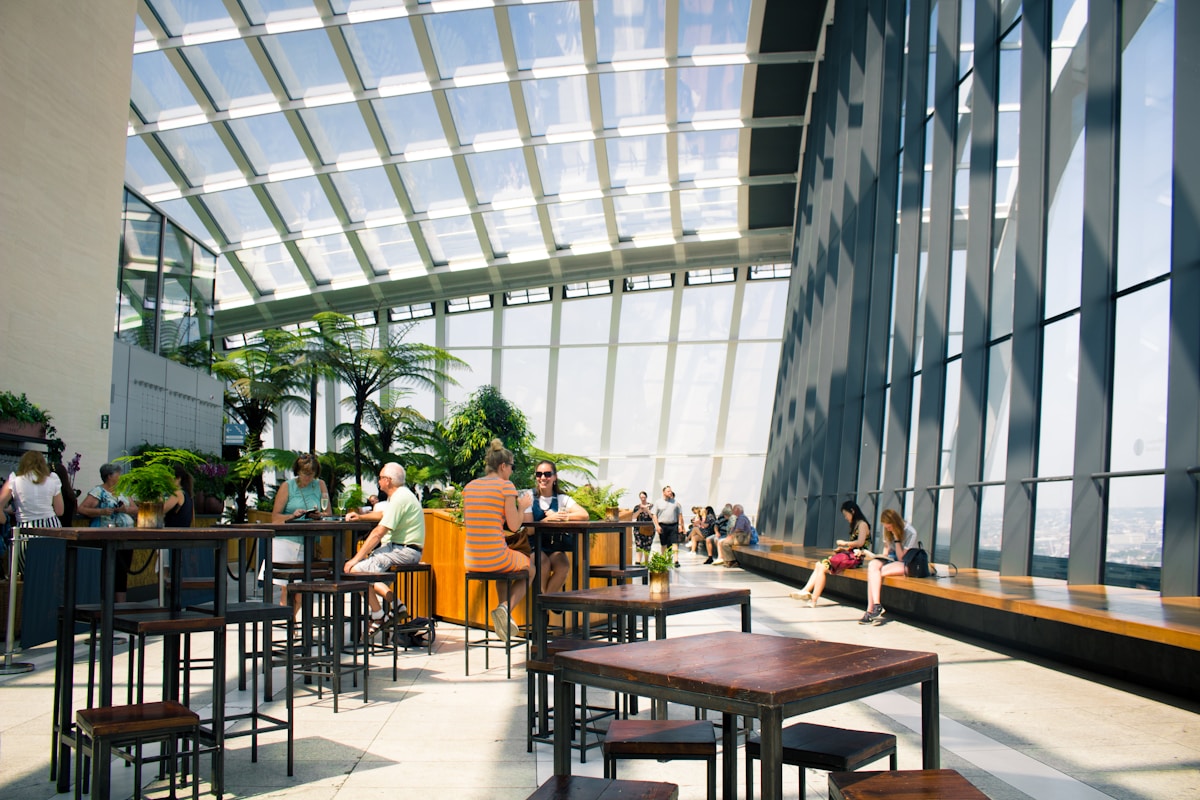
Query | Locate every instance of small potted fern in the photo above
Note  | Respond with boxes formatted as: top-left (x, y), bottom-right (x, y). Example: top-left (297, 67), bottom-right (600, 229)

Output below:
top-left (112, 448), bottom-right (204, 527)
top-left (641, 548), bottom-right (675, 595)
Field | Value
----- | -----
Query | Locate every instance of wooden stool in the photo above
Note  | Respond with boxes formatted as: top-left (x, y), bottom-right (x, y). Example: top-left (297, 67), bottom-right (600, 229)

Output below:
top-left (345, 569), bottom-right (403, 680)
top-left (464, 569), bottom-right (529, 678)
top-left (746, 722), bottom-right (897, 800)
top-left (587, 565), bottom-right (649, 642)
top-left (527, 774), bottom-right (679, 799)
top-left (290, 581), bottom-right (370, 713)
top-left (828, 769), bottom-right (989, 799)
top-left (390, 562), bottom-right (435, 654)
top-left (74, 701), bottom-right (201, 800)
top-left (603, 719), bottom-right (717, 800)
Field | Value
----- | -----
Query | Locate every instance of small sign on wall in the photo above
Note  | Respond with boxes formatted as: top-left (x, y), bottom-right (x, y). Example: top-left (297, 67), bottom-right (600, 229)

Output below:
top-left (224, 423), bottom-right (247, 445)
top-left (100, 414), bottom-right (108, 430)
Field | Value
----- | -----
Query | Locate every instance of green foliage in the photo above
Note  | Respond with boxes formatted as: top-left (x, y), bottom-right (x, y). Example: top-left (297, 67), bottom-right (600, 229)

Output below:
top-left (308, 311), bottom-right (464, 484)
top-left (339, 484), bottom-right (366, 516)
top-left (435, 385), bottom-right (537, 485)
top-left (211, 329), bottom-right (311, 450)
top-left (113, 447), bottom-right (205, 503)
top-left (0, 390), bottom-right (65, 463)
top-left (640, 548), bottom-right (675, 573)
top-left (568, 483), bottom-right (626, 521)
top-left (331, 397), bottom-right (436, 482)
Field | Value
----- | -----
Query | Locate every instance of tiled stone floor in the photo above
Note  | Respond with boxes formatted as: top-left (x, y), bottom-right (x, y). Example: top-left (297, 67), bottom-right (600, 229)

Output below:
top-left (1, 552), bottom-right (1197, 799)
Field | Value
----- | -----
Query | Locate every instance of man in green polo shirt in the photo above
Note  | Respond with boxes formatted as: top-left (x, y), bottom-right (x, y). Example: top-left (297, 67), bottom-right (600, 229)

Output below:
top-left (345, 462), bottom-right (424, 621)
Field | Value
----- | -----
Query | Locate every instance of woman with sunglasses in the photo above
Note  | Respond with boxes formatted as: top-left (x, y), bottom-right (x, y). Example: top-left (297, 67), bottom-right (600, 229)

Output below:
top-left (522, 460), bottom-right (588, 595)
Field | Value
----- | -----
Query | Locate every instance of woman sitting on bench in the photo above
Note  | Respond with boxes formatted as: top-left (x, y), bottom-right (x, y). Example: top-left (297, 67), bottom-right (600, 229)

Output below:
top-left (857, 508), bottom-right (917, 625)
top-left (790, 500), bottom-right (871, 607)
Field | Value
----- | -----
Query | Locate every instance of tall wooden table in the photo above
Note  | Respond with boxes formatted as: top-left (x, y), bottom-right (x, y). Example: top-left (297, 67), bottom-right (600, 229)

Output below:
top-left (41, 526), bottom-right (271, 795)
top-left (553, 631), bottom-right (939, 800)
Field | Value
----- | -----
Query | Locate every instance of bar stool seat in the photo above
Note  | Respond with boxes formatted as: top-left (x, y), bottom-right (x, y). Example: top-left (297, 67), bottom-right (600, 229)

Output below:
top-left (603, 719), bottom-right (717, 800)
top-left (745, 722), bottom-right (897, 800)
top-left (74, 701), bottom-right (202, 800)
top-left (389, 562), bottom-right (436, 654)
top-left (464, 569), bottom-right (529, 678)
top-left (527, 775), bottom-right (679, 799)
top-left (528, 638), bottom-right (618, 761)
top-left (828, 769), bottom-right (988, 799)
top-left (290, 581), bottom-right (370, 713)
top-left (344, 569), bottom-right (403, 680)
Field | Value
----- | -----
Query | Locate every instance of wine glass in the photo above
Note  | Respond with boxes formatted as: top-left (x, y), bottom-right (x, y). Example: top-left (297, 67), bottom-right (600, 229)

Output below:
top-left (320, 494), bottom-right (330, 517)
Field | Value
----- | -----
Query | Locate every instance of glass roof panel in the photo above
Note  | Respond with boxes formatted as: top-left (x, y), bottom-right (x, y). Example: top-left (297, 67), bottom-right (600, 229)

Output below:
top-left (216, 254), bottom-right (250, 300)
top-left (296, 233), bottom-right (362, 283)
top-left (227, 113), bottom-right (310, 176)
top-left (614, 193), bottom-right (672, 239)
top-left (680, 187), bottom-right (739, 233)
top-left (599, 70), bottom-right (666, 129)
top-left (549, 199), bottom-right (608, 247)
top-left (595, 0), bottom-right (666, 63)
top-left (424, 9), bottom-right (505, 80)
top-left (398, 159), bottom-right (466, 214)
top-left (200, 186), bottom-right (280, 244)
top-left (146, 0), bottom-right (237, 38)
top-left (134, 10), bottom-right (154, 45)
top-left (154, 125), bottom-right (243, 187)
top-left (181, 40), bottom-right (275, 112)
top-left (677, 130), bottom-right (740, 181)
top-left (677, 65), bottom-right (743, 122)
top-left (130, 51), bottom-right (205, 124)
top-left (240, 0), bottom-right (320, 27)
top-left (420, 217), bottom-right (484, 265)
top-left (238, 242), bottom-right (305, 292)
top-left (264, 176), bottom-right (340, 234)
top-left (357, 224), bottom-right (423, 276)
top-left (535, 141), bottom-right (600, 196)
top-left (298, 105), bottom-right (378, 164)
top-left (125, 136), bottom-right (178, 197)
top-left (330, 167), bottom-right (403, 223)
top-left (606, 134), bottom-right (668, 188)
top-left (522, 76), bottom-right (592, 137)
top-left (156, 197), bottom-right (220, 250)
top-left (678, 0), bottom-right (752, 56)
top-left (508, 2), bottom-right (584, 71)
top-left (371, 94), bottom-right (447, 154)
top-left (341, 18), bottom-right (425, 91)
top-left (483, 207), bottom-right (545, 256)
top-left (261, 30), bottom-right (352, 101)
top-left (466, 150), bottom-right (534, 206)
top-left (446, 84), bottom-right (520, 146)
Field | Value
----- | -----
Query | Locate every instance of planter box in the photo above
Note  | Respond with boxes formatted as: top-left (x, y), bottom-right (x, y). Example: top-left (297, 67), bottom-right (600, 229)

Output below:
top-left (0, 420), bottom-right (46, 439)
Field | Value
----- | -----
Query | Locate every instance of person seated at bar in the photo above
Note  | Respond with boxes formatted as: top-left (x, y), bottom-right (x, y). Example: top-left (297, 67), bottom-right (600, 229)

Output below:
top-left (858, 508), bottom-right (918, 625)
top-left (789, 500), bottom-right (871, 607)
top-left (163, 464), bottom-right (194, 527)
top-left (715, 504), bottom-right (753, 567)
top-left (703, 504), bottom-right (733, 564)
top-left (345, 462), bottom-right (424, 626)
top-left (463, 439), bottom-right (533, 641)
top-left (268, 452), bottom-right (330, 615)
top-left (522, 459), bottom-right (588, 596)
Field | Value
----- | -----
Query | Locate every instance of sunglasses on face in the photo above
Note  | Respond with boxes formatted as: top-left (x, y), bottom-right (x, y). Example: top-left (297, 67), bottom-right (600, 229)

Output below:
top-left (534, 471), bottom-right (554, 478)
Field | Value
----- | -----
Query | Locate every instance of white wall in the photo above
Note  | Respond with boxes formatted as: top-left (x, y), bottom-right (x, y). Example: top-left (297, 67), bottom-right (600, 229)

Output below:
top-left (0, 1), bottom-right (137, 475)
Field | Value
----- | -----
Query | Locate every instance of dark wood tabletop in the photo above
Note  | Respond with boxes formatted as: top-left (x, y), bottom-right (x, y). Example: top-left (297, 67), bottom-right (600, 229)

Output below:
top-left (539, 583), bottom-right (750, 613)
top-left (553, 631), bottom-right (939, 800)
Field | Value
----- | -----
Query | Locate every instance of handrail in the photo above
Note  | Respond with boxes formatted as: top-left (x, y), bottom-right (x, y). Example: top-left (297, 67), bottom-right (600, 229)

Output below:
top-left (1090, 468), bottom-right (1166, 480)
top-left (966, 479), bottom-right (1005, 488)
top-left (1019, 475), bottom-right (1073, 485)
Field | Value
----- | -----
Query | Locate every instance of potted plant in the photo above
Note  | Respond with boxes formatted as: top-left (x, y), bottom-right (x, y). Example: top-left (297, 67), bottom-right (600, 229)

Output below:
top-left (0, 391), bottom-right (48, 438)
top-left (193, 457), bottom-right (229, 515)
top-left (641, 549), bottom-right (675, 595)
top-left (112, 448), bottom-right (205, 527)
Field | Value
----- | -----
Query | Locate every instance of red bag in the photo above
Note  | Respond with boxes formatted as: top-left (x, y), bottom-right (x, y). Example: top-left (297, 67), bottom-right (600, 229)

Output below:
top-left (827, 550), bottom-right (864, 574)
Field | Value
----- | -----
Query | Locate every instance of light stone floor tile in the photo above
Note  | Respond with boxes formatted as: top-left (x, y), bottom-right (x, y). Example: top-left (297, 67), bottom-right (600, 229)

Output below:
top-left (2, 562), bottom-right (1198, 799)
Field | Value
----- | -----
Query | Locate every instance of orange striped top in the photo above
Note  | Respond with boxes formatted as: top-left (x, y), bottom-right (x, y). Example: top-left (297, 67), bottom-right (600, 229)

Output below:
top-left (463, 474), bottom-right (529, 573)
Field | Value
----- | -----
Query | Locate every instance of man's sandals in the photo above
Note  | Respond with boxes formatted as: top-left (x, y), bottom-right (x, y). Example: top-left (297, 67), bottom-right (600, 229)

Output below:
top-left (368, 595), bottom-right (409, 637)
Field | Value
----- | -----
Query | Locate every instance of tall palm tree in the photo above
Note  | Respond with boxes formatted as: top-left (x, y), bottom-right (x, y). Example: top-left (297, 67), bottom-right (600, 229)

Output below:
top-left (331, 397), bottom-right (437, 481)
top-left (211, 329), bottom-right (310, 450)
top-left (309, 311), bottom-right (463, 483)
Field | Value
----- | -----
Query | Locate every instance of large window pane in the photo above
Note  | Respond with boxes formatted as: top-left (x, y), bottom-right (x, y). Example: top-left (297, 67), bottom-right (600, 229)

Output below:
top-left (724, 342), bottom-right (781, 454)
top-left (1109, 282), bottom-right (1169, 472)
top-left (609, 346), bottom-right (667, 455)
top-left (560, 296), bottom-right (611, 345)
top-left (1105, 474), bottom-right (1162, 589)
top-left (678, 284), bottom-right (734, 342)
top-left (1032, 481), bottom-right (1070, 578)
top-left (666, 344), bottom-right (726, 454)
top-left (502, 303), bottom-right (552, 348)
top-left (982, 341), bottom-right (1011, 483)
top-left (553, 346), bottom-right (608, 454)
top-left (499, 348), bottom-right (550, 445)
top-left (1116, 0), bottom-right (1174, 291)
top-left (619, 290), bottom-right (672, 343)
top-left (1036, 314), bottom-right (1078, 477)
top-left (991, 25), bottom-right (1021, 340)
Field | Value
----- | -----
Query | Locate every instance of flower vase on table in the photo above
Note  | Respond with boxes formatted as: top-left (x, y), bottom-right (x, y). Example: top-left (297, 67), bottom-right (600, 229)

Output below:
top-left (642, 549), bottom-right (673, 595)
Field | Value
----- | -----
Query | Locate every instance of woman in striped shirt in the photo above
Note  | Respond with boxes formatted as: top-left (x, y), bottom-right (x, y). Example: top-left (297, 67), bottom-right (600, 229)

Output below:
top-left (463, 439), bottom-right (533, 641)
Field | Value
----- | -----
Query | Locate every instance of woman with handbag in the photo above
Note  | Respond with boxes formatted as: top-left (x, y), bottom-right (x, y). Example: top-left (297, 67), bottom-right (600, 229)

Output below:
top-left (857, 508), bottom-right (918, 625)
top-left (522, 459), bottom-right (588, 595)
top-left (789, 500), bottom-right (871, 607)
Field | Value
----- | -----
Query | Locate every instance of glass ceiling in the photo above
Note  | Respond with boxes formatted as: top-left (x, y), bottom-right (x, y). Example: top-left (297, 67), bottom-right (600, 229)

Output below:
top-left (125, 0), bottom-right (806, 336)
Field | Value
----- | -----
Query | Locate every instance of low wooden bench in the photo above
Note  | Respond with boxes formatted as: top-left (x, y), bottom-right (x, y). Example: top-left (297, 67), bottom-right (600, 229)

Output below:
top-left (528, 775), bottom-right (679, 800)
top-left (734, 539), bottom-right (1200, 701)
top-left (603, 719), bottom-right (716, 800)
top-left (828, 768), bottom-right (988, 799)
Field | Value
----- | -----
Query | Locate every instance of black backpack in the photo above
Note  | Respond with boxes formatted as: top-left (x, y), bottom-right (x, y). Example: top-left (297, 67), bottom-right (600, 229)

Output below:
top-left (902, 542), bottom-right (932, 578)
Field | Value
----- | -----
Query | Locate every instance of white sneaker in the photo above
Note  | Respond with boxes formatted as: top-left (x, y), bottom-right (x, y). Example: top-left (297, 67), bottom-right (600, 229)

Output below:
top-left (490, 606), bottom-right (511, 642)
top-left (712, 559), bottom-right (724, 565)
top-left (790, 590), bottom-right (812, 602)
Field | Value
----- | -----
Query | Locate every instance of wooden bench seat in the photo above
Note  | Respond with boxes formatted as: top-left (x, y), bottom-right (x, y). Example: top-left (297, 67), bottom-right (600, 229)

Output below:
top-left (734, 539), bottom-right (1200, 701)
